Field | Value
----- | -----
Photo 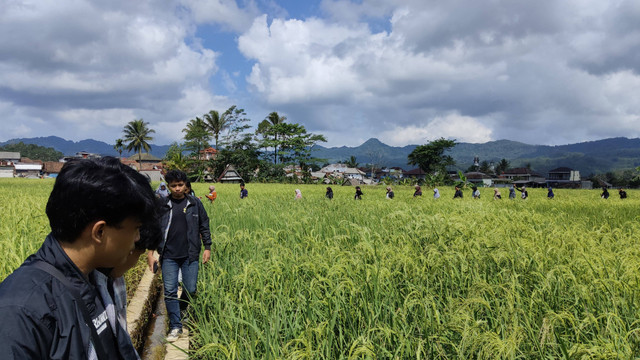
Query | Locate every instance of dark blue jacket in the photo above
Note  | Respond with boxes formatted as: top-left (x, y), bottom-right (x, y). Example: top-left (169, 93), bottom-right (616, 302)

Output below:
top-left (158, 194), bottom-right (212, 262)
top-left (0, 234), bottom-right (126, 359)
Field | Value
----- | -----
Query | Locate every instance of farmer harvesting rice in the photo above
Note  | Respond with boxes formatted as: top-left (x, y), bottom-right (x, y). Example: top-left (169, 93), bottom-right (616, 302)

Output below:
top-left (205, 185), bottom-right (217, 203)
top-left (240, 182), bottom-right (248, 199)
top-left (326, 187), bottom-right (334, 199)
top-left (148, 169), bottom-right (212, 343)
top-left (386, 187), bottom-right (394, 199)
top-left (354, 186), bottom-right (363, 200)
top-left (0, 157), bottom-right (157, 359)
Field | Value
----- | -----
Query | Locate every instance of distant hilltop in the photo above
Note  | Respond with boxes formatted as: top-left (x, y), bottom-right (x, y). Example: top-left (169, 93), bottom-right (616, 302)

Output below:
top-left (2, 135), bottom-right (639, 175)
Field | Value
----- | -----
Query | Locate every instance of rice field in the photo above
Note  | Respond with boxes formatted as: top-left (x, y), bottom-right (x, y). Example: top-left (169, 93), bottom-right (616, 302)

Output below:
top-left (2, 179), bottom-right (640, 358)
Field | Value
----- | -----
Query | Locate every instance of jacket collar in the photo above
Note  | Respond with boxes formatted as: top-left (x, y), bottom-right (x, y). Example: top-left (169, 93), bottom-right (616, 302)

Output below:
top-left (27, 233), bottom-right (92, 285)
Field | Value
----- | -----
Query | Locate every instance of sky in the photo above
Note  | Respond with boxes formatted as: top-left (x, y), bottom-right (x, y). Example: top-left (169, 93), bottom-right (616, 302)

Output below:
top-left (1, 0), bottom-right (639, 148)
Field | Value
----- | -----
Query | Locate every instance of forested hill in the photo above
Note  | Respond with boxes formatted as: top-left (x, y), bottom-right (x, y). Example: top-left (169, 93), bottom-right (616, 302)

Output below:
top-left (0, 136), bottom-right (171, 159)
top-left (2, 136), bottom-right (639, 175)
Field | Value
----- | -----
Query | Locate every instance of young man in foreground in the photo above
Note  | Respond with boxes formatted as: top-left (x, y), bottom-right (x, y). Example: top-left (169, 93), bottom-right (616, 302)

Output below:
top-left (149, 170), bottom-right (212, 342)
top-left (0, 157), bottom-right (157, 359)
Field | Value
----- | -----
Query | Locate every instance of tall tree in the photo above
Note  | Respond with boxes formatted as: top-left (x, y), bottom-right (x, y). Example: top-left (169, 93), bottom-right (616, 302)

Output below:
top-left (123, 119), bottom-right (155, 164)
top-left (407, 138), bottom-right (456, 174)
top-left (113, 138), bottom-right (124, 158)
top-left (162, 142), bottom-right (188, 172)
top-left (263, 112), bottom-right (287, 164)
top-left (345, 155), bottom-right (359, 168)
top-left (495, 158), bottom-right (510, 175)
top-left (203, 110), bottom-right (228, 150)
top-left (183, 117), bottom-right (212, 181)
top-left (219, 105), bottom-right (251, 146)
top-left (265, 122), bottom-right (326, 166)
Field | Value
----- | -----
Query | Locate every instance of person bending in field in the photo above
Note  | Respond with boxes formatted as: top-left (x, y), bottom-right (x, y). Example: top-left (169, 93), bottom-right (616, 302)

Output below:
top-left (453, 186), bottom-right (463, 199)
top-left (601, 187), bottom-right (609, 199)
top-left (354, 186), bottom-right (363, 200)
top-left (326, 187), bottom-right (334, 199)
top-left (472, 186), bottom-right (480, 199)
top-left (493, 188), bottom-right (502, 200)
top-left (205, 185), bottom-right (217, 203)
top-left (148, 170), bottom-right (212, 343)
top-left (386, 187), bottom-right (394, 199)
top-left (240, 182), bottom-right (248, 199)
top-left (515, 185), bottom-right (528, 199)
top-left (508, 185), bottom-right (516, 199)
top-left (433, 187), bottom-right (440, 199)
top-left (547, 186), bottom-right (554, 199)
top-left (619, 188), bottom-right (628, 199)
top-left (295, 189), bottom-right (302, 199)
top-left (413, 185), bottom-right (422, 197)
top-left (0, 157), bottom-right (157, 359)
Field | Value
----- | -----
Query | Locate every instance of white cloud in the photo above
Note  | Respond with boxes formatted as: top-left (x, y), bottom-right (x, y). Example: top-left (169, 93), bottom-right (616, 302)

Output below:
top-left (380, 114), bottom-right (493, 146)
top-left (235, 0), bottom-right (640, 146)
top-left (0, 0), bottom-right (228, 145)
top-left (180, 0), bottom-right (261, 32)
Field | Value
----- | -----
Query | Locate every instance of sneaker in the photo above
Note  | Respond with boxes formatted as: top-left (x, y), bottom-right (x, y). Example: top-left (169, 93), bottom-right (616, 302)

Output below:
top-left (166, 328), bottom-right (182, 343)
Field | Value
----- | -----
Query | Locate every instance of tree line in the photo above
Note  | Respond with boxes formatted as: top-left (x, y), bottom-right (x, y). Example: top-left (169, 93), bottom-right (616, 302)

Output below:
top-left (115, 107), bottom-right (327, 182)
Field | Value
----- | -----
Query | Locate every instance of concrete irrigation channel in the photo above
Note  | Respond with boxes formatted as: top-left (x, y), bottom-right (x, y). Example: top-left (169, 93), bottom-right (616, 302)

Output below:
top-left (126, 267), bottom-right (190, 360)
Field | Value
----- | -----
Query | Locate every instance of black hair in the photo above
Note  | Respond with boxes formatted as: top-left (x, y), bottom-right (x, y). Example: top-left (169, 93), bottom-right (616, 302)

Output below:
top-left (46, 157), bottom-right (157, 243)
top-left (164, 169), bottom-right (188, 184)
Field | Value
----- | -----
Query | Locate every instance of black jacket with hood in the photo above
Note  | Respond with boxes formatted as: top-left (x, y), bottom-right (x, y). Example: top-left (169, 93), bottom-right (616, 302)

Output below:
top-left (158, 194), bottom-right (212, 261)
top-left (0, 234), bottom-right (128, 359)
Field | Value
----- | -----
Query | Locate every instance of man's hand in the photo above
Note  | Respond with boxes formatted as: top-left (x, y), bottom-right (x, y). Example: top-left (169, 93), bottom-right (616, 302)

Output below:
top-left (147, 250), bottom-right (157, 272)
top-left (202, 249), bottom-right (211, 264)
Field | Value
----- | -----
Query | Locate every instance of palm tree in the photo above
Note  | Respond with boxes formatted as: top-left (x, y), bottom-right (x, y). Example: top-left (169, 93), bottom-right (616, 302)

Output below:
top-left (113, 138), bottom-right (124, 158)
top-left (266, 111), bottom-right (286, 164)
top-left (183, 117), bottom-right (212, 181)
top-left (346, 155), bottom-right (358, 168)
top-left (123, 119), bottom-right (155, 166)
top-left (203, 110), bottom-right (229, 150)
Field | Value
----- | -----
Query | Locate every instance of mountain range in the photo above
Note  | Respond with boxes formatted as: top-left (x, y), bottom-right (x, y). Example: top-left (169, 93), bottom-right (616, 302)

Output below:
top-left (2, 135), bottom-right (639, 176)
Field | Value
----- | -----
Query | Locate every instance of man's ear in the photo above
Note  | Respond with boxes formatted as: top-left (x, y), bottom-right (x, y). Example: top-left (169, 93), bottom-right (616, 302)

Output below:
top-left (91, 220), bottom-right (108, 245)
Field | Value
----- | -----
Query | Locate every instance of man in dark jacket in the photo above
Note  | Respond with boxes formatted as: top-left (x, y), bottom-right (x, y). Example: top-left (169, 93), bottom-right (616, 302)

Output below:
top-left (0, 157), bottom-right (157, 359)
top-left (148, 170), bottom-right (212, 342)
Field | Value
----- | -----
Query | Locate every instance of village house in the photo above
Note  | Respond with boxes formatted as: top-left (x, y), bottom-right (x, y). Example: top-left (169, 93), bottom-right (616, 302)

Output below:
top-left (0, 152), bottom-right (20, 178)
top-left (501, 167), bottom-right (546, 187)
top-left (42, 161), bottom-right (65, 178)
top-left (464, 171), bottom-right (493, 187)
top-left (62, 151), bottom-right (101, 162)
top-left (546, 167), bottom-right (589, 189)
top-left (403, 168), bottom-right (426, 181)
top-left (217, 164), bottom-right (244, 183)
top-left (199, 147), bottom-right (217, 161)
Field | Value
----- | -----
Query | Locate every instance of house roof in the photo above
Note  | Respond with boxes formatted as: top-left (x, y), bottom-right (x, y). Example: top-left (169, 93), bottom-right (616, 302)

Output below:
top-left (127, 153), bottom-right (162, 162)
top-left (403, 168), bottom-right (426, 175)
top-left (43, 161), bottom-right (64, 173)
top-left (200, 147), bottom-right (217, 154)
top-left (218, 164), bottom-right (244, 182)
top-left (15, 163), bottom-right (42, 171)
top-left (464, 171), bottom-right (491, 179)
top-left (344, 168), bottom-right (365, 175)
top-left (0, 152), bottom-right (20, 160)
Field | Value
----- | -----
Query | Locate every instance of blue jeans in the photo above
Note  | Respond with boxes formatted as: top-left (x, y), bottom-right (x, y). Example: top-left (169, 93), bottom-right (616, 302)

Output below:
top-left (161, 258), bottom-right (199, 330)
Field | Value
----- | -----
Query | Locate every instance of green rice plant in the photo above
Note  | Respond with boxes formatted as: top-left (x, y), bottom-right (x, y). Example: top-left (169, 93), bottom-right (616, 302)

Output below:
top-left (3, 179), bottom-right (640, 359)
